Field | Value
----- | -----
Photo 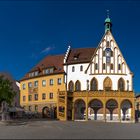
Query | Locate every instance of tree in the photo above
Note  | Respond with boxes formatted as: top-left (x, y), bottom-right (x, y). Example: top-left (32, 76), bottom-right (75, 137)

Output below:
top-left (0, 75), bottom-right (16, 121)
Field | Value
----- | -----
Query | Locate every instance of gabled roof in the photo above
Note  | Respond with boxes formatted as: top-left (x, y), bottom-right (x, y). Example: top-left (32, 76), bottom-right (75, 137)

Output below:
top-left (21, 54), bottom-right (65, 81)
top-left (65, 47), bottom-right (96, 64)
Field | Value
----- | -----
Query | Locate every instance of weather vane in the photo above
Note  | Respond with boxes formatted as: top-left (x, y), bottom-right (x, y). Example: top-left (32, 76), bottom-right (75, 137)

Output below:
top-left (106, 9), bottom-right (110, 18)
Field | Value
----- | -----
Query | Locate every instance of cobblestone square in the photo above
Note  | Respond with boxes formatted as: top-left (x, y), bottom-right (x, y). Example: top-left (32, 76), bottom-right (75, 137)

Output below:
top-left (0, 120), bottom-right (140, 139)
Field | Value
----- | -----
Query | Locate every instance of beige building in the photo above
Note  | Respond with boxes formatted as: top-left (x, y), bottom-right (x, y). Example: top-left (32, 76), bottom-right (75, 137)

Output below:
top-left (20, 55), bottom-right (66, 118)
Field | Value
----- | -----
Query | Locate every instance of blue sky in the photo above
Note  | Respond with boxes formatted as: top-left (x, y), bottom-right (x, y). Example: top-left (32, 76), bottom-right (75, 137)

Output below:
top-left (0, 0), bottom-right (140, 93)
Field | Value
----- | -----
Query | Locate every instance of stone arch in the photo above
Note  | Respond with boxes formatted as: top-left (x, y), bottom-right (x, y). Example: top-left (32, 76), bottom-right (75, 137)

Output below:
top-left (106, 99), bottom-right (118, 121)
top-left (90, 77), bottom-right (98, 91)
top-left (118, 78), bottom-right (125, 91)
top-left (75, 80), bottom-right (81, 91)
top-left (104, 77), bottom-right (112, 91)
top-left (88, 99), bottom-right (103, 120)
top-left (121, 99), bottom-right (132, 121)
top-left (42, 106), bottom-right (56, 119)
top-left (74, 99), bottom-right (86, 120)
top-left (68, 81), bottom-right (74, 92)
top-left (42, 106), bottom-right (51, 118)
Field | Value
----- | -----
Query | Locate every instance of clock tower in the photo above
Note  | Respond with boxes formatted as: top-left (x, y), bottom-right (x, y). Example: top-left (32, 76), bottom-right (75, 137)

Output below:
top-left (104, 14), bottom-right (112, 33)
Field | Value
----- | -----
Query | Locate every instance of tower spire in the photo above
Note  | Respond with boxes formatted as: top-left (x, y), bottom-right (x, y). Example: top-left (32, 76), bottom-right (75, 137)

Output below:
top-left (104, 10), bottom-right (112, 33)
top-left (107, 9), bottom-right (109, 18)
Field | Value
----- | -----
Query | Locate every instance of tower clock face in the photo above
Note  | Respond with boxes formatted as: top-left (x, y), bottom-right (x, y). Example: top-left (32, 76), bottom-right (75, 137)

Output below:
top-left (105, 48), bottom-right (111, 63)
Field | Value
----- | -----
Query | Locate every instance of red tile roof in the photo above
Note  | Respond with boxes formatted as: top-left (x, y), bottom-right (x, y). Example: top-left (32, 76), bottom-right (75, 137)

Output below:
top-left (66, 47), bottom-right (96, 64)
top-left (21, 54), bottom-right (65, 81)
top-left (20, 47), bottom-right (96, 81)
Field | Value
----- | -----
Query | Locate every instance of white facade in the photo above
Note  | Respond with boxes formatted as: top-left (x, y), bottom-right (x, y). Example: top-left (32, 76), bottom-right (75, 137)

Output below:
top-left (64, 31), bottom-right (133, 91)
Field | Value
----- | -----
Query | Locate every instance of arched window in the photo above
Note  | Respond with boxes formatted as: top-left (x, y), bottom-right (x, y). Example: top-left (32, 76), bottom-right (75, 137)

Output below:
top-left (104, 77), bottom-right (112, 91)
top-left (111, 63), bottom-right (113, 70)
top-left (103, 63), bottom-right (106, 70)
top-left (118, 64), bottom-right (121, 70)
top-left (75, 80), bottom-right (81, 91)
top-left (111, 51), bottom-right (113, 57)
top-left (90, 78), bottom-right (98, 91)
top-left (80, 65), bottom-right (83, 71)
top-left (127, 80), bottom-right (129, 91)
top-left (118, 78), bottom-right (125, 91)
top-left (68, 81), bottom-right (74, 92)
top-left (72, 66), bottom-right (75, 72)
top-left (95, 63), bottom-right (98, 70)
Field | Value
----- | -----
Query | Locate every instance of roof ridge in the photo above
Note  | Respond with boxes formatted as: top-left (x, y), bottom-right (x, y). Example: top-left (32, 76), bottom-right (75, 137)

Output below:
top-left (72, 47), bottom-right (96, 50)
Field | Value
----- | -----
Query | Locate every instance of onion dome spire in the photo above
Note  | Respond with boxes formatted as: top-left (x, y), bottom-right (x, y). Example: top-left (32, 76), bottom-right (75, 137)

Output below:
top-left (104, 10), bottom-right (112, 33)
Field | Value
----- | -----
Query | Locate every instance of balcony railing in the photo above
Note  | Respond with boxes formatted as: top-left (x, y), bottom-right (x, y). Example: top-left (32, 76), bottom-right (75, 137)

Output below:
top-left (58, 90), bottom-right (134, 98)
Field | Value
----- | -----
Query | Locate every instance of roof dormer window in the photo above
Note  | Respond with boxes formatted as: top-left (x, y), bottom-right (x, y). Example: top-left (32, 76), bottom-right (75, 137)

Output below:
top-left (73, 53), bottom-right (80, 60)
top-left (34, 71), bottom-right (39, 76)
top-left (44, 67), bottom-right (54, 75)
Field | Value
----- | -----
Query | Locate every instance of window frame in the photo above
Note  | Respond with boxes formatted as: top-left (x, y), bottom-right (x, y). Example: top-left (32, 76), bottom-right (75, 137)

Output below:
top-left (34, 81), bottom-right (38, 87)
top-left (34, 94), bottom-right (38, 101)
top-left (50, 79), bottom-right (54, 85)
top-left (28, 95), bottom-right (32, 101)
top-left (42, 93), bottom-right (46, 100)
top-left (49, 93), bottom-right (53, 99)
top-left (42, 80), bottom-right (46, 87)
top-left (22, 83), bottom-right (26, 90)
top-left (72, 66), bottom-right (75, 72)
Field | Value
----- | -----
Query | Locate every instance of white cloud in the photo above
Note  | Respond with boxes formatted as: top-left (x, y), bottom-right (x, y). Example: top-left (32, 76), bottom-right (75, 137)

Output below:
top-left (40, 45), bottom-right (55, 54)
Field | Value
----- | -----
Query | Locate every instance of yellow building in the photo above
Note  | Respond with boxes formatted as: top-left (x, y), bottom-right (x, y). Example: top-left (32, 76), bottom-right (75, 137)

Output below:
top-left (20, 54), bottom-right (66, 118)
top-left (20, 16), bottom-right (135, 122)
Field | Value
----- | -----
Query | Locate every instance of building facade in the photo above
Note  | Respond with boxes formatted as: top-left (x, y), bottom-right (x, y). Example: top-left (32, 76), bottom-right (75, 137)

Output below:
top-left (20, 16), bottom-right (135, 122)
top-left (57, 16), bottom-right (135, 122)
top-left (20, 55), bottom-right (66, 119)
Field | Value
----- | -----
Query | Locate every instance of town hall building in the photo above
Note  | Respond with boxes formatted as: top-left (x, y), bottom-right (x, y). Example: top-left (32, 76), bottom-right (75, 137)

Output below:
top-left (57, 16), bottom-right (135, 122)
top-left (20, 15), bottom-right (135, 122)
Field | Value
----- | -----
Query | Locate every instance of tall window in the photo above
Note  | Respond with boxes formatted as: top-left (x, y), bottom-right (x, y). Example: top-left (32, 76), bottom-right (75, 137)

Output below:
top-left (75, 80), bottom-right (81, 91)
top-left (95, 63), bottom-right (98, 70)
top-left (118, 78), bottom-right (125, 91)
top-left (50, 79), bottom-right (54, 85)
top-left (111, 64), bottom-right (113, 70)
top-left (68, 81), bottom-right (74, 92)
top-left (28, 82), bottom-right (32, 88)
top-left (23, 96), bottom-right (26, 102)
top-left (28, 95), bottom-right (32, 101)
top-left (34, 71), bottom-right (39, 76)
top-left (22, 84), bottom-right (26, 90)
top-left (72, 66), bottom-right (75, 72)
top-left (49, 93), bottom-right (53, 99)
top-left (34, 81), bottom-right (38, 87)
top-left (80, 65), bottom-right (83, 71)
top-left (103, 63), bottom-right (106, 70)
top-left (104, 77), bottom-right (112, 91)
top-left (42, 80), bottom-right (46, 87)
top-left (34, 94), bottom-right (38, 101)
top-left (111, 51), bottom-right (113, 57)
top-left (90, 78), bottom-right (98, 91)
top-left (58, 78), bottom-right (62, 85)
top-left (42, 93), bottom-right (46, 100)
top-left (103, 51), bottom-right (105, 56)
top-left (127, 80), bottom-right (129, 91)
top-left (118, 64), bottom-right (121, 70)
top-left (107, 41), bottom-right (110, 47)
